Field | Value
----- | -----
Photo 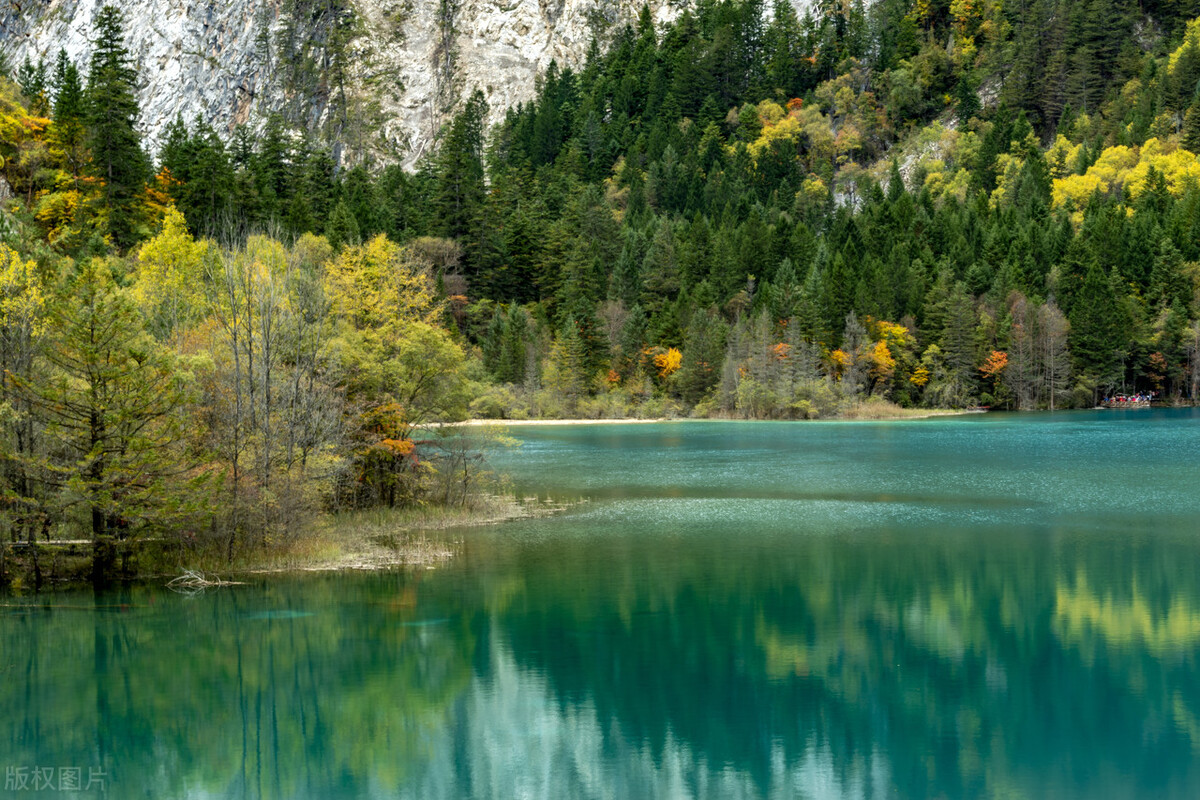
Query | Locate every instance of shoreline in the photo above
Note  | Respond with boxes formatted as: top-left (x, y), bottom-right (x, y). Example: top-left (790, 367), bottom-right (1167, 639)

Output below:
top-left (211, 494), bottom-right (578, 578)
top-left (2, 495), bottom-right (575, 594)
top-left (448, 409), bottom-right (978, 427)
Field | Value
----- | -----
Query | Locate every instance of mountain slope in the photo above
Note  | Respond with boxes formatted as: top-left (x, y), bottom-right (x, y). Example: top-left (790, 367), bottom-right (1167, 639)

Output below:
top-left (1, 0), bottom-right (700, 163)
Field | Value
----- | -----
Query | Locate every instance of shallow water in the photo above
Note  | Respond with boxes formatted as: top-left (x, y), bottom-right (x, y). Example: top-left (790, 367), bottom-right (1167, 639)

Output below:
top-left (5, 410), bottom-right (1200, 798)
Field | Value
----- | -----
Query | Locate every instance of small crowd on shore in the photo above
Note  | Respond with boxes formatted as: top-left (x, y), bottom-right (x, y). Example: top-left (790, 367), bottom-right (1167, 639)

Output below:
top-left (1103, 392), bottom-right (1156, 405)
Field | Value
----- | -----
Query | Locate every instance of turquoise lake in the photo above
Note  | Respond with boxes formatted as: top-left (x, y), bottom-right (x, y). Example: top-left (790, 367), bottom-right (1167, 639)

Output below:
top-left (5, 410), bottom-right (1200, 798)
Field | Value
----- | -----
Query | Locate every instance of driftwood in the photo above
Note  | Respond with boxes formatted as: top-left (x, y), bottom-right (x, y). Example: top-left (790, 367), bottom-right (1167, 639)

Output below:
top-left (166, 570), bottom-right (245, 595)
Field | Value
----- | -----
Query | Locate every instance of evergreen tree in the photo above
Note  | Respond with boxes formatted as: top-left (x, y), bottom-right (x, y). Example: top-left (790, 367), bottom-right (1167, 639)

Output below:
top-left (1149, 235), bottom-right (1189, 312)
top-left (435, 90), bottom-right (488, 240)
top-left (16, 56), bottom-right (48, 114)
top-left (1069, 262), bottom-right (1128, 393)
top-left (1183, 100), bottom-right (1200, 154)
top-left (501, 304), bottom-right (533, 384)
top-left (954, 74), bottom-right (980, 127)
top-left (253, 114), bottom-right (291, 223)
top-left (174, 118), bottom-right (235, 235)
top-left (765, 0), bottom-right (804, 97)
top-left (325, 198), bottom-right (362, 250)
top-left (551, 315), bottom-right (591, 406)
top-left (675, 306), bottom-right (727, 403)
top-left (939, 281), bottom-right (979, 404)
top-left (86, 5), bottom-right (149, 249)
top-left (481, 307), bottom-right (507, 378)
top-left (50, 51), bottom-right (87, 178)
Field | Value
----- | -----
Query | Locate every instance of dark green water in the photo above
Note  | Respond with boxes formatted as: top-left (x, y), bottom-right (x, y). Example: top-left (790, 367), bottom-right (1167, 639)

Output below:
top-left (5, 410), bottom-right (1200, 798)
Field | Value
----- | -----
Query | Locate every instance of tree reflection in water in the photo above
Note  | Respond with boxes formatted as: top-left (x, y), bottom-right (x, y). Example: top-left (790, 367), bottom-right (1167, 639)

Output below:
top-left (6, 524), bottom-right (1200, 798)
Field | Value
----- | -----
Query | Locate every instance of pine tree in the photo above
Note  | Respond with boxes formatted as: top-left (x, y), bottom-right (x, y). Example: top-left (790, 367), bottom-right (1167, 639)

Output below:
top-left (481, 307), bottom-right (507, 378)
top-left (675, 306), bottom-right (727, 404)
top-left (435, 90), bottom-right (488, 239)
top-left (50, 51), bottom-right (87, 179)
top-left (163, 117), bottom-right (235, 235)
top-left (16, 56), bottom-right (48, 114)
top-left (1069, 261), bottom-right (1127, 393)
top-left (618, 304), bottom-right (648, 375)
top-left (86, 5), bottom-right (149, 249)
top-left (501, 305), bottom-right (533, 384)
top-left (1149, 235), bottom-right (1189, 312)
top-left (157, 115), bottom-right (194, 184)
top-left (325, 198), bottom-right (362, 250)
top-left (1183, 100), bottom-right (1200, 154)
top-left (551, 315), bottom-right (590, 407)
top-left (939, 281), bottom-right (979, 405)
top-left (765, 0), bottom-right (804, 97)
top-left (253, 114), bottom-right (291, 223)
top-left (1155, 300), bottom-right (1189, 397)
top-left (954, 74), bottom-right (980, 127)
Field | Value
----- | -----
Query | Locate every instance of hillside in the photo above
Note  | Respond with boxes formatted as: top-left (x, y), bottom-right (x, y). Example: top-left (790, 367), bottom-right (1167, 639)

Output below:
top-left (0, 0), bottom-right (694, 165)
top-left (6, 0), bottom-right (1200, 575)
top-left (6, 1), bottom-right (1200, 418)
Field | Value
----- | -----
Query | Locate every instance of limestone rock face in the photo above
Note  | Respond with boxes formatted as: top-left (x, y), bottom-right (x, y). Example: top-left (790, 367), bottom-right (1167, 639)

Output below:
top-left (1, 0), bottom-right (809, 166)
top-left (356, 0), bottom-right (693, 166)
top-left (2, 0), bottom-right (276, 155)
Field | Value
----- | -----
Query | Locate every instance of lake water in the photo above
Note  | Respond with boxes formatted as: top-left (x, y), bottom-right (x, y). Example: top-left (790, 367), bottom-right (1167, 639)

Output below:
top-left (5, 410), bottom-right (1200, 798)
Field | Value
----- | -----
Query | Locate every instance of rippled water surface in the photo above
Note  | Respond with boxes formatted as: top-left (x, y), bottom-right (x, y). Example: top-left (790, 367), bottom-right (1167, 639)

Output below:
top-left (5, 410), bottom-right (1200, 798)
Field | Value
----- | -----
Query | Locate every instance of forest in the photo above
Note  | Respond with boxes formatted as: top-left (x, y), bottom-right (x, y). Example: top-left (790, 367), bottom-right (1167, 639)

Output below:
top-left (6, 0), bottom-right (1200, 576)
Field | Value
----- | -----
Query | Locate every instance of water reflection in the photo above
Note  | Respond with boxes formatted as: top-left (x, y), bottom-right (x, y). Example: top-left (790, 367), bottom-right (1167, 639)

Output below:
top-left (2, 576), bottom-right (475, 799)
top-left (5, 528), bottom-right (1200, 798)
top-left (6, 414), bottom-right (1200, 798)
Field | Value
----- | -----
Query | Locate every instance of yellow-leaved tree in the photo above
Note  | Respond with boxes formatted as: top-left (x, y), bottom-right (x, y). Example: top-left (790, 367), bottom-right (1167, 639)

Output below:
top-left (324, 234), bottom-right (468, 507)
top-left (324, 233), bottom-right (442, 331)
top-left (132, 208), bottom-right (211, 343)
top-left (0, 78), bottom-right (51, 205)
top-left (1051, 139), bottom-right (1200, 217)
top-left (0, 244), bottom-right (49, 543)
top-left (325, 234), bottom-right (467, 422)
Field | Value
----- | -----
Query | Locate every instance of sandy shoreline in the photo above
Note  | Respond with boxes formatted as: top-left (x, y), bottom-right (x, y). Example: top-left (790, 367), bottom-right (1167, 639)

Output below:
top-left (451, 417), bottom-right (669, 426)
top-left (446, 410), bottom-right (976, 427)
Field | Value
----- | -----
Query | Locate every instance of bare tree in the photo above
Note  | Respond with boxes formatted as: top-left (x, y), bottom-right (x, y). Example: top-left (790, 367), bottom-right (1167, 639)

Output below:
top-left (1005, 292), bottom-right (1039, 410)
top-left (1039, 300), bottom-right (1072, 411)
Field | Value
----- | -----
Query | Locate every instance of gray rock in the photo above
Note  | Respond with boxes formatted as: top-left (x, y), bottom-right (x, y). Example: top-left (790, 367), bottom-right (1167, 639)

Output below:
top-left (3, 0), bottom-right (816, 167)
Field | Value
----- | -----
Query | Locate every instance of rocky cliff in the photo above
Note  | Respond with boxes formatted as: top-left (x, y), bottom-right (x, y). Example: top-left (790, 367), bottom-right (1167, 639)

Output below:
top-left (1, 0), bottom-right (701, 166)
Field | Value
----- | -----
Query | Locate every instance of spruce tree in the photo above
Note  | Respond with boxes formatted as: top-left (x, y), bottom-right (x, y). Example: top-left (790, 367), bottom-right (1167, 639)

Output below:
top-left (183, 119), bottom-right (235, 234)
top-left (1069, 262), bottom-right (1127, 392)
top-left (17, 56), bottom-right (48, 113)
top-left (50, 50), bottom-right (87, 179)
top-left (157, 115), bottom-right (194, 185)
top-left (482, 308), bottom-right (507, 378)
top-left (502, 305), bottom-right (533, 385)
top-left (86, 5), bottom-right (149, 249)
top-left (676, 305), bottom-right (727, 404)
top-left (253, 114), bottom-right (291, 221)
top-left (434, 90), bottom-right (488, 239)
top-left (1183, 100), bottom-right (1200, 154)
top-left (765, 0), bottom-right (804, 97)
top-left (954, 74), bottom-right (980, 127)
top-left (1149, 236), bottom-right (1189, 313)
top-left (325, 198), bottom-right (362, 250)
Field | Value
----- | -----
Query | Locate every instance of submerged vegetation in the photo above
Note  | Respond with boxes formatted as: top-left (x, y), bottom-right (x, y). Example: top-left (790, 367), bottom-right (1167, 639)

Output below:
top-left (7, 0), bottom-right (1200, 583)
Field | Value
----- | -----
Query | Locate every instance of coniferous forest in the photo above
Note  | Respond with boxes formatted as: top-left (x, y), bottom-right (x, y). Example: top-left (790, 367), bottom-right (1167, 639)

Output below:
top-left (6, 0), bottom-right (1200, 575)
